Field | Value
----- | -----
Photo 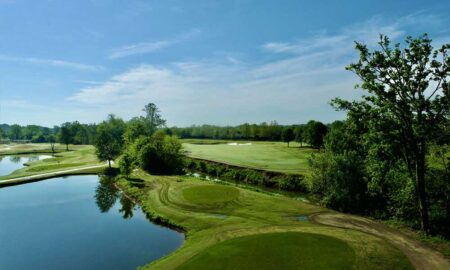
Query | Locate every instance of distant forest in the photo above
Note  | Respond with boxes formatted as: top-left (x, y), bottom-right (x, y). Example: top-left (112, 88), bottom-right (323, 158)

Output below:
top-left (0, 120), bottom-right (329, 148)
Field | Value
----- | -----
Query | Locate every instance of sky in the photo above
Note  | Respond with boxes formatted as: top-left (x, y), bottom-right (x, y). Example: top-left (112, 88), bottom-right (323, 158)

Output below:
top-left (0, 0), bottom-right (449, 127)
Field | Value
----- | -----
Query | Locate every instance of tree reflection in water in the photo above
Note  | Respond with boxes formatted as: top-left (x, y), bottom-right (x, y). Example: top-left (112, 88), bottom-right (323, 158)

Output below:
top-left (9, 156), bottom-right (21, 163)
top-left (95, 175), bottom-right (136, 219)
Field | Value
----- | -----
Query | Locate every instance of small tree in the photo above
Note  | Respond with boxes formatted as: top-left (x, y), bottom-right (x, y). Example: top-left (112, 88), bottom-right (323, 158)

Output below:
top-left (282, 128), bottom-right (295, 147)
top-left (48, 134), bottom-right (56, 155)
top-left (59, 123), bottom-right (72, 151)
top-left (294, 126), bottom-right (304, 147)
top-left (119, 151), bottom-right (134, 179)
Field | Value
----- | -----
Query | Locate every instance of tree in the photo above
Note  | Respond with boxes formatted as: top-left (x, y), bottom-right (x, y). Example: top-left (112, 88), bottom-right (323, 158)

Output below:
top-left (294, 126), bottom-right (304, 147)
top-left (48, 134), bottom-right (56, 155)
top-left (123, 117), bottom-right (150, 145)
top-left (9, 124), bottom-right (21, 140)
top-left (143, 103), bottom-right (166, 135)
top-left (118, 151), bottom-right (134, 179)
top-left (305, 120), bottom-right (328, 149)
top-left (334, 34), bottom-right (450, 232)
top-left (95, 115), bottom-right (126, 168)
top-left (59, 123), bottom-right (73, 151)
top-left (282, 128), bottom-right (295, 147)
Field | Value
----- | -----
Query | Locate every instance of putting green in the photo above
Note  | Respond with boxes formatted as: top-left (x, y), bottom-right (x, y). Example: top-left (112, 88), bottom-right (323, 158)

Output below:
top-left (177, 232), bottom-right (356, 270)
top-left (182, 185), bottom-right (240, 204)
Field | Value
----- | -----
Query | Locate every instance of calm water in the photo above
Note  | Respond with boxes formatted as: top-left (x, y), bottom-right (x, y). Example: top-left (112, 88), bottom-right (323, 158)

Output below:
top-left (0, 175), bottom-right (184, 270)
top-left (0, 155), bottom-right (52, 176)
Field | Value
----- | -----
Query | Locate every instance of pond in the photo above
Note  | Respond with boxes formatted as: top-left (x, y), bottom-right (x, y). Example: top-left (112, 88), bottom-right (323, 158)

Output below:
top-left (0, 155), bottom-right (52, 176)
top-left (0, 175), bottom-right (184, 270)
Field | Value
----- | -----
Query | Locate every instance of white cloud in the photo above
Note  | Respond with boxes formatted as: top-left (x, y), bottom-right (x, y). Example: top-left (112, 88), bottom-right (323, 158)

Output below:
top-left (65, 13), bottom-right (448, 126)
top-left (0, 55), bottom-right (103, 71)
top-left (109, 29), bottom-right (201, 59)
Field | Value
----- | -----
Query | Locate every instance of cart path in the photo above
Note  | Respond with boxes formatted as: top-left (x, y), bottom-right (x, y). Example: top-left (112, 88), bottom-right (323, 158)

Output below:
top-left (0, 163), bottom-right (107, 185)
top-left (311, 212), bottom-right (450, 270)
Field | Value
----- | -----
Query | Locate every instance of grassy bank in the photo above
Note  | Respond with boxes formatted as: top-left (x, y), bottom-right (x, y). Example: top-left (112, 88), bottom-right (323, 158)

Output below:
top-left (0, 144), bottom-right (104, 183)
top-left (117, 171), bottom-right (413, 270)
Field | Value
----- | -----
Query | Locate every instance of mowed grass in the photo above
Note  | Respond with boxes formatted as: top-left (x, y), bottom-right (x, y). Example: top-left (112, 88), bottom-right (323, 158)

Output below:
top-left (182, 185), bottom-right (240, 204)
top-left (0, 144), bottom-right (103, 181)
top-left (178, 232), bottom-right (355, 270)
top-left (118, 172), bottom-right (413, 270)
top-left (182, 140), bottom-right (315, 174)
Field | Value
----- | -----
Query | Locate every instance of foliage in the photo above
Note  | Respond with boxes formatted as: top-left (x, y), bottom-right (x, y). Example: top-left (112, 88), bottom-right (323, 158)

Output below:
top-left (281, 128), bottom-right (295, 147)
top-left (128, 132), bottom-right (183, 175)
top-left (304, 120), bottom-right (328, 149)
top-left (332, 34), bottom-right (450, 232)
top-left (95, 114), bottom-right (126, 168)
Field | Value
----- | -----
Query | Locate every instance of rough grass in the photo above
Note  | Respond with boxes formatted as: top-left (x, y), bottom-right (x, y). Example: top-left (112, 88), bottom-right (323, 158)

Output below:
top-left (182, 140), bottom-right (315, 175)
top-left (177, 232), bottom-right (356, 270)
top-left (117, 172), bottom-right (413, 270)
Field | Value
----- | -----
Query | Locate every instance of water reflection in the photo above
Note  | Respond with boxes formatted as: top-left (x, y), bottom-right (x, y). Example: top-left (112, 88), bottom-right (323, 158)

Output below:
top-left (95, 175), bottom-right (136, 219)
top-left (9, 155), bottom-right (22, 163)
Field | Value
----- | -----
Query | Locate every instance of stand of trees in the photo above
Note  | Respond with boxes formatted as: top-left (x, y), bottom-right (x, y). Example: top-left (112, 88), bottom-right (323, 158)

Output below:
top-left (94, 103), bottom-right (183, 175)
top-left (0, 122), bottom-right (96, 146)
top-left (308, 34), bottom-right (449, 236)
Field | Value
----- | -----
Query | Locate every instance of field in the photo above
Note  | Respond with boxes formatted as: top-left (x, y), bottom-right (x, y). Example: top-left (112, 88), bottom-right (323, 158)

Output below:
top-left (118, 172), bottom-right (415, 270)
top-left (182, 140), bottom-right (315, 175)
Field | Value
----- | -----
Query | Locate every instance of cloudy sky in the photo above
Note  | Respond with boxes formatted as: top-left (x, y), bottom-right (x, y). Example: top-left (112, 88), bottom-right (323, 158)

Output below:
top-left (0, 0), bottom-right (449, 127)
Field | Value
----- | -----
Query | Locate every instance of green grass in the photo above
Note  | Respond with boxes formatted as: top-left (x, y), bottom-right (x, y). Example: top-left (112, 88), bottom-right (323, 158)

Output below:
top-left (182, 140), bottom-right (315, 174)
top-left (177, 232), bottom-right (356, 270)
top-left (182, 185), bottom-right (240, 204)
top-left (0, 144), bottom-right (104, 181)
top-left (1, 142), bottom-right (415, 270)
top-left (118, 172), bottom-right (413, 270)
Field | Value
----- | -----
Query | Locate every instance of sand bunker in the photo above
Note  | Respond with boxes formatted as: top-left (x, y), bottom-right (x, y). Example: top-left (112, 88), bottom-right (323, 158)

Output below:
top-left (227, 142), bottom-right (252, 146)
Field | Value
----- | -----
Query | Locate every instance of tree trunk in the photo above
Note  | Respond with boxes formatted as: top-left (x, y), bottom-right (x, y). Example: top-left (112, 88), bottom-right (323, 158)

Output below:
top-left (66, 144), bottom-right (69, 151)
top-left (108, 159), bottom-right (111, 168)
top-left (416, 142), bottom-right (430, 233)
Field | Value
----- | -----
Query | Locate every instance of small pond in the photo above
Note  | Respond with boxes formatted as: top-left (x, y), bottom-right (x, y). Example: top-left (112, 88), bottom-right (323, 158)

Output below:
top-left (0, 155), bottom-right (52, 176)
top-left (0, 175), bottom-right (184, 270)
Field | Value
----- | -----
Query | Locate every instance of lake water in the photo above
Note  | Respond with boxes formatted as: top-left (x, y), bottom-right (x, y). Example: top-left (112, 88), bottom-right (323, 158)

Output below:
top-left (0, 155), bottom-right (52, 176)
top-left (0, 175), bottom-right (184, 270)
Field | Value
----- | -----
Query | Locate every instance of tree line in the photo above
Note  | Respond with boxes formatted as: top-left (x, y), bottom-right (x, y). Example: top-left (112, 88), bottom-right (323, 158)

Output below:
top-left (0, 122), bottom-right (97, 146)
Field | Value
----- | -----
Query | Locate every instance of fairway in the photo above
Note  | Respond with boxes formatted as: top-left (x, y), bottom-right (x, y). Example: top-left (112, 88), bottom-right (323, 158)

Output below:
top-left (183, 140), bottom-right (315, 174)
top-left (177, 232), bottom-right (356, 270)
top-left (182, 185), bottom-right (240, 204)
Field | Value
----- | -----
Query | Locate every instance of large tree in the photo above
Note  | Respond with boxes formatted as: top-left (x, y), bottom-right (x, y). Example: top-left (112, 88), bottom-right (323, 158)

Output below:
top-left (95, 115), bottom-right (126, 168)
top-left (334, 34), bottom-right (449, 232)
top-left (143, 103), bottom-right (166, 135)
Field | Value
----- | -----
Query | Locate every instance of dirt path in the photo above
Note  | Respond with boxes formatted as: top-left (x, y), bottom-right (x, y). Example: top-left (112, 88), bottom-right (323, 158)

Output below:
top-left (311, 212), bottom-right (449, 270)
top-left (0, 163), bottom-right (107, 185)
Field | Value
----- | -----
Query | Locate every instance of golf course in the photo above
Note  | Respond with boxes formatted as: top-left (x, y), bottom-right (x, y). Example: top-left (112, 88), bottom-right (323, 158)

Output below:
top-left (1, 143), bottom-right (448, 270)
top-left (183, 140), bottom-right (314, 175)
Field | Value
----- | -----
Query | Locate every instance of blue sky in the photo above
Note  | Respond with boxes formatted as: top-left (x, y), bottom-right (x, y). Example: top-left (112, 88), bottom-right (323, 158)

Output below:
top-left (0, 0), bottom-right (449, 127)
